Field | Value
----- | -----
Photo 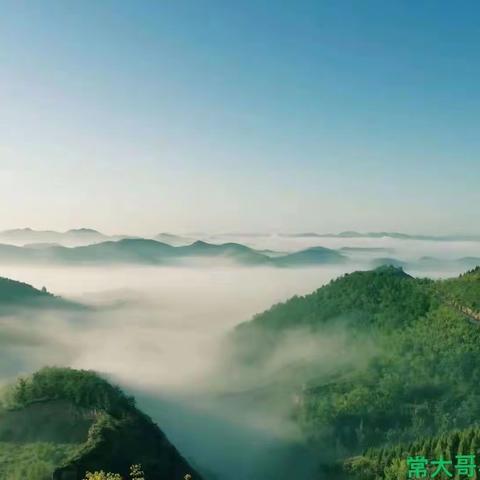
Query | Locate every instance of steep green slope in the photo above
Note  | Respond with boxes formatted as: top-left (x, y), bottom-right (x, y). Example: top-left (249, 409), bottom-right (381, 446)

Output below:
top-left (231, 266), bottom-right (480, 469)
top-left (0, 368), bottom-right (201, 480)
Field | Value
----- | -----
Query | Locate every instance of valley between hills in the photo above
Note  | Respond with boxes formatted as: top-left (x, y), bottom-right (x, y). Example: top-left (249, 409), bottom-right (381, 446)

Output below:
top-left (1, 261), bottom-right (480, 479)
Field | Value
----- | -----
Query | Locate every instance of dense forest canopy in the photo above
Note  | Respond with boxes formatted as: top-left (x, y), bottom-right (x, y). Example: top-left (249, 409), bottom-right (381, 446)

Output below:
top-left (2, 367), bottom-right (135, 417)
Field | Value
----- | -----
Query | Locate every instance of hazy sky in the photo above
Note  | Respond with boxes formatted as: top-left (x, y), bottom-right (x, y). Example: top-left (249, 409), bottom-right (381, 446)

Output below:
top-left (0, 1), bottom-right (479, 235)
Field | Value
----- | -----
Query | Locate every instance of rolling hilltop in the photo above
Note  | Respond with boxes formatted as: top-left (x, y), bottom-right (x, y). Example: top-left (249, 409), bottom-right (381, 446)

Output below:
top-left (0, 239), bottom-right (346, 267)
top-left (0, 367), bottom-right (201, 480)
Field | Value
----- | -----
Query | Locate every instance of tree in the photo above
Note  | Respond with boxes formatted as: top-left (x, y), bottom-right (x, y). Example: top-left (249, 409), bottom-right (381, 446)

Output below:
top-left (84, 473), bottom-right (122, 480)
top-left (83, 465), bottom-right (146, 480)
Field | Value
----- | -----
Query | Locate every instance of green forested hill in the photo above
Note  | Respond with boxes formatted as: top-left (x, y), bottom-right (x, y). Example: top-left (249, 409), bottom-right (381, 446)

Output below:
top-left (0, 277), bottom-right (83, 312)
top-left (0, 367), bottom-right (201, 480)
top-left (233, 266), bottom-right (434, 366)
top-left (237, 266), bottom-right (433, 334)
top-left (0, 277), bottom-right (52, 303)
top-left (232, 266), bottom-right (480, 475)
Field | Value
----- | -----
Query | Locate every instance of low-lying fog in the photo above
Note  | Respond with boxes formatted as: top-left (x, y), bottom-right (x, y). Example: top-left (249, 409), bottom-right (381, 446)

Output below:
top-left (0, 236), bottom-right (479, 479)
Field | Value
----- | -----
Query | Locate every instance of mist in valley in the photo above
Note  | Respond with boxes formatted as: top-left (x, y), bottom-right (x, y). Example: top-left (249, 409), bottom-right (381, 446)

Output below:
top-left (0, 263), bottom-right (353, 479)
top-left (0, 237), bottom-right (479, 479)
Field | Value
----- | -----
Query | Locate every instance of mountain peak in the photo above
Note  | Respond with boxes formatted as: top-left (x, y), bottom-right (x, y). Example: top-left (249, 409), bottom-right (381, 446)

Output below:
top-left (372, 264), bottom-right (410, 277)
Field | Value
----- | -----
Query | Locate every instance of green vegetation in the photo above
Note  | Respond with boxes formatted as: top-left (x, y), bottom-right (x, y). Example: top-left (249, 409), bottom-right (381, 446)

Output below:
top-left (234, 266), bottom-right (433, 365)
top-left (345, 426), bottom-right (480, 480)
top-left (0, 368), bottom-right (200, 480)
top-left (437, 267), bottom-right (480, 311)
top-left (83, 464), bottom-right (145, 480)
top-left (3, 265), bottom-right (480, 479)
top-left (233, 265), bottom-right (480, 476)
top-left (2, 367), bottom-right (135, 416)
top-left (0, 442), bottom-right (79, 480)
top-left (237, 266), bottom-right (433, 334)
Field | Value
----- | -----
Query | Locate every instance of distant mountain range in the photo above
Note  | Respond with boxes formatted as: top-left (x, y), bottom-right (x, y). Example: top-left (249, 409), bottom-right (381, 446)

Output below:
top-left (0, 239), bottom-right (346, 267)
top-left (0, 228), bottom-right (126, 247)
top-left (2, 228), bottom-right (480, 248)
top-left (0, 228), bottom-right (478, 270)
top-left (0, 228), bottom-right (202, 249)
top-left (371, 255), bottom-right (480, 272)
top-left (281, 231), bottom-right (480, 241)
top-left (0, 236), bottom-right (478, 269)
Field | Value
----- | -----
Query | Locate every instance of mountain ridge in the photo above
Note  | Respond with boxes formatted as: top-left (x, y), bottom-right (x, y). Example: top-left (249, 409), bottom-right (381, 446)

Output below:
top-left (0, 239), bottom-right (347, 267)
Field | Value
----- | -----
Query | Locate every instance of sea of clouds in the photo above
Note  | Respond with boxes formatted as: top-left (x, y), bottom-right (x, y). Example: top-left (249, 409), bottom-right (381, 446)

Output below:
top-left (0, 235), bottom-right (479, 479)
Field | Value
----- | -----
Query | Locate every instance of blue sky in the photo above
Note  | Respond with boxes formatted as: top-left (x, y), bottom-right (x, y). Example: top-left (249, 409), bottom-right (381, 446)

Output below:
top-left (0, 1), bottom-right (479, 235)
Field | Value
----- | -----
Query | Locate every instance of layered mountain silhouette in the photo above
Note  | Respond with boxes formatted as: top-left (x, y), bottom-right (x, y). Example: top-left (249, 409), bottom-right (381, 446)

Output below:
top-left (282, 231), bottom-right (480, 241)
top-left (0, 228), bottom-right (117, 246)
top-left (0, 239), bottom-right (346, 267)
top-left (4, 227), bottom-right (480, 247)
top-left (155, 232), bottom-right (195, 246)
